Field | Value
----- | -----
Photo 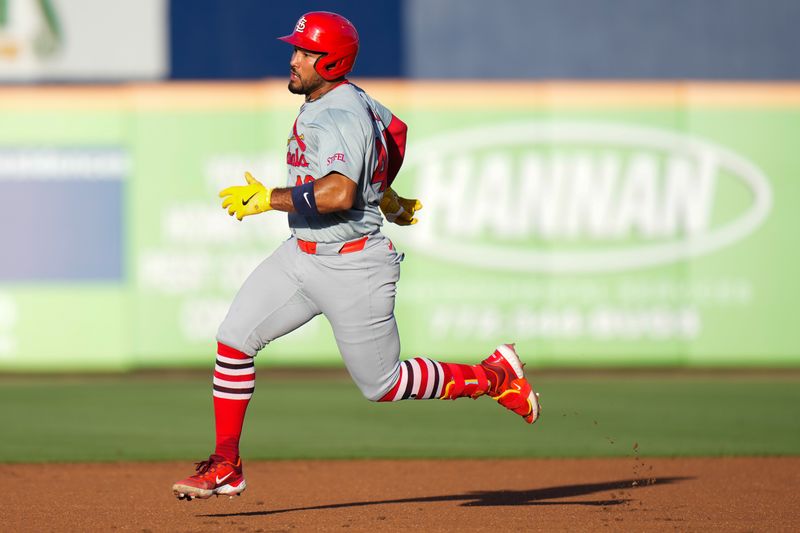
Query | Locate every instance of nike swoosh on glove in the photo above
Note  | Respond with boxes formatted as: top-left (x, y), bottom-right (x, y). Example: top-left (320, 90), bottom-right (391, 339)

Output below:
top-left (219, 172), bottom-right (273, 221)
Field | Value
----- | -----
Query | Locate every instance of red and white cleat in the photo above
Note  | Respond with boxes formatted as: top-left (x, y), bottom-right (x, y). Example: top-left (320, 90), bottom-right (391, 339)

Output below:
top-left (480, 344), bottom-right (541, 424)
top-left (172, 455), bottom-right (246, 501)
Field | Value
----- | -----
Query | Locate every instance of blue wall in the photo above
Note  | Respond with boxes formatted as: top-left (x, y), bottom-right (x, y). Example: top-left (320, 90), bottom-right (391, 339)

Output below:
top-left (170, 0), bottom-right (404, 79)
top-left (170, 0), bottom-right (800, 80)
top-left (405, 0), bottom-right (800, 79)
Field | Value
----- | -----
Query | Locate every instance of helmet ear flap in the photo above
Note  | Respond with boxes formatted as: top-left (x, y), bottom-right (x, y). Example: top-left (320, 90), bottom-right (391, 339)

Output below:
top-left (279, 12), bottom-right (359, 80)
top-left (314, 43), bottom-right (358, 80)
top-left (316, 55), bottom-right (336, 75)
top-left (312, 54), bottom-right (342, 81)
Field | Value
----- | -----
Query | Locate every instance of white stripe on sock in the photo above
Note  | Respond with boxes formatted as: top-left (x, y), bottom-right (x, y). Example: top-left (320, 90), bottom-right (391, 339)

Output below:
top-left (213, 377), bottom-right (255, 389)
top-left (214, 364), bottom-right (255, 376)
top-left (433, 361), bottom-right (444, 398)
top-left (216, 354), bottom-right (254, 365)
top-left (391, 363), bottom-right (409, 402)
top-left (408, 358), bottom-right (422, 398)
top-left (421, 358), bottom-right (436, 399)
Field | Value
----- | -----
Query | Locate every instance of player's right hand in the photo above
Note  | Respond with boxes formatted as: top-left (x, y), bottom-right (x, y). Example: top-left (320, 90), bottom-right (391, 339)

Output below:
top-left (380, 187), bottom-right (422, 226)
top-left (219, 172), bottom-right (273, 221)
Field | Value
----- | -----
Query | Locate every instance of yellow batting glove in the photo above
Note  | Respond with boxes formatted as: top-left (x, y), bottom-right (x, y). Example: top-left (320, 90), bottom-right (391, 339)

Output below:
top-left (380, 186), bottom-right (422, 226)
top-left (219, 171), bottom-right (273, 221)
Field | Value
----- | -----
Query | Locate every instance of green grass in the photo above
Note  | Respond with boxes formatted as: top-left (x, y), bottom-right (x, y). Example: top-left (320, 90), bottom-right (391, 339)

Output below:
top-left (1, 373), bottom-right (798, 462)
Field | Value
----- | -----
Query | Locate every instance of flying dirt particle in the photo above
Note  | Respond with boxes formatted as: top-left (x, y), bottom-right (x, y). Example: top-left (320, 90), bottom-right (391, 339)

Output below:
top-left (633, 442), bottom-right (639, 451)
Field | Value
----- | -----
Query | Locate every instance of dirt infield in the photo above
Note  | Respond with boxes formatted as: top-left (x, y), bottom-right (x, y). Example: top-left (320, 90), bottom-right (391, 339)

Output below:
top-left (3, 457), bottom-right (798, 532)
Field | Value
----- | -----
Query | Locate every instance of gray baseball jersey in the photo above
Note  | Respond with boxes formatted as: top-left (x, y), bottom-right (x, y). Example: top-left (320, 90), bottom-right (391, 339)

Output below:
top-left (216, 81), bottom-right (404, 401)
top-left (286, 82), bottom-right (392, 243)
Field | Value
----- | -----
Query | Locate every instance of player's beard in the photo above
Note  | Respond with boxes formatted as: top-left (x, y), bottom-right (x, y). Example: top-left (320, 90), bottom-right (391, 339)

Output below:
top-left (288, 69), bottom-right (326, 97)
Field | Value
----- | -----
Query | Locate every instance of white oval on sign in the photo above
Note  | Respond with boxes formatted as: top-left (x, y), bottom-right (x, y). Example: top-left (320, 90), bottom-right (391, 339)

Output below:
top-left (398, 121), bottom-right (772, 273)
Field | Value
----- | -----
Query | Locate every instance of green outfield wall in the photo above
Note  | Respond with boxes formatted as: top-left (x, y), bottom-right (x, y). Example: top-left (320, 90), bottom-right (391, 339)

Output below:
top-left (0, 82), bottom-right (798, 370)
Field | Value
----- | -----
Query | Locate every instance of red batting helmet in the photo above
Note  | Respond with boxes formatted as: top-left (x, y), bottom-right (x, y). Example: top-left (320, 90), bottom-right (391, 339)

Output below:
top-left (278, 12), bottom-right (359, 81)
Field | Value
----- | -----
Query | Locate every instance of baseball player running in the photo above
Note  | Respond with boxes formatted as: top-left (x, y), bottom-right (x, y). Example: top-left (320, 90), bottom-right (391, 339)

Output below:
top-left (172, 11), bottom-right (540, 501)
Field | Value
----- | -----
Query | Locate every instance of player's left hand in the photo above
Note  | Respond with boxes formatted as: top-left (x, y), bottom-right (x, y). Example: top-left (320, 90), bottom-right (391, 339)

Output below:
top-left (219, 172), bottom-right (273, 221)
top-left (380, 187), bottom-right (422, 226)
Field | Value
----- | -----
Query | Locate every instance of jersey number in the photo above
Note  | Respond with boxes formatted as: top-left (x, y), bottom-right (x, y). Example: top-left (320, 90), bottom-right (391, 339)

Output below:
top-left (295, 174), bottom-right (315, 186)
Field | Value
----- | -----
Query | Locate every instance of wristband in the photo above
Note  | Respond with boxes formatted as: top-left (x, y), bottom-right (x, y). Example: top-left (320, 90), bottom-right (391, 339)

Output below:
top-left (291, 181), bottom-right (320, 216)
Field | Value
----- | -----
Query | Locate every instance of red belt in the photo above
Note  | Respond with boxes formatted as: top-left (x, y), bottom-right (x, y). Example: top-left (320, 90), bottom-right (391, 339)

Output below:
top-left (297, 236), bottom-right (369, 255)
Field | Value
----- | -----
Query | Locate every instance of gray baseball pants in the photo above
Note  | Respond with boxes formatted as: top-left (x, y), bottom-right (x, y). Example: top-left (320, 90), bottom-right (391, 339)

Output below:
top-left (216, 233), bottom-right (403, 401)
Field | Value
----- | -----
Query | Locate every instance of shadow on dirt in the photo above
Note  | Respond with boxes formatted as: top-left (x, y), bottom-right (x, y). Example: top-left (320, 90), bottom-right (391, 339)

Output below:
top-left (200, 476), bottom-right (692, 518)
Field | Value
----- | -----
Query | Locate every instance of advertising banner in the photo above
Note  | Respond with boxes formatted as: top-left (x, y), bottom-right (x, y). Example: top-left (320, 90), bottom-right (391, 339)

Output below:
top-left (389, 85), bottom-right (791, 366)
top-left (0, 82), bottom-right (797, 369)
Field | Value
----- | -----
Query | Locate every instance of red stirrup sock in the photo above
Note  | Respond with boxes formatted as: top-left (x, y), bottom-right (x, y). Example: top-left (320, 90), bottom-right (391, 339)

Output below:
top-left (378, 357), bottom-right (489, 401)
top-left (212, 342), bottom-right (255, 461)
